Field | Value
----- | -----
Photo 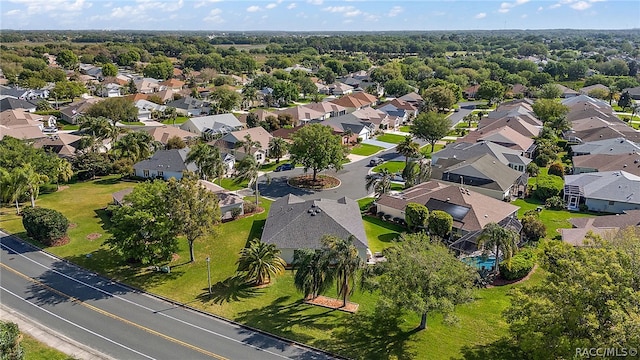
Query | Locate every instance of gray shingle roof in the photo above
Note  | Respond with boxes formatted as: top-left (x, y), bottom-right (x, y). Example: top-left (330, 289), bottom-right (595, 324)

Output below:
top-left (261, 194), bottom-right (368, 251)
top-left (132, 147), bottom-right (198, 174)
top-left (565, 171), bottom-right (640, 204)
top-left (571, 138), bottom-right (640, 155)
top-left (432, 141), bottom-right (530, 168)
top-left (438, 154), bottom-right (523, 191)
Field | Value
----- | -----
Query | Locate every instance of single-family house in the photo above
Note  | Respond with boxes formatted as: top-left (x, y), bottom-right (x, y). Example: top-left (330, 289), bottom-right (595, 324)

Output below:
top-left (59, 98), bottom-right (104, 124)
top-left (134, 99), bottom-right (167, 121)
top-left (330, 92), bottom-right (378, 112)
top-left (463, 84), bottom-right (480, 99)
top-left (276, 106), bottom-right (325, 125)
top-left (315, 113), bottom-right (374, 142)
top-left (143, 125), bottom-right (197, 144)
top-left (458, 126), bottom-right (536, 157)
top-left (398, 92), bottom-right (423, 107)
top-left (477, 115), bottom-right (542, 138)
top-left (166, 96), bottom-right (210, 116)
top-left (375, 181), bottom-right (520, 253)
top-left (212, 126), bottom-right (272, 164)
top-left (571, 137), bottom-right (640, 156)
top-left (555, 84), bottom-right (580, 98)
top-left (180, 113), bottom-right (243, 138)
top-left (134, 77), bottom-right (160, 94)
top-left (261, 194), bottom-right (370, 264)
top-left (196, 180), bottom-right (245, 220)
top-left (319, 82), bottom-right (354, 96)
top-left (284, 64), bottom-right (313, 73)
top-left (0, 109), bottom-right (49, 140)
top-left (486, 107), bottom-right (541, 127)
top-left (560, 210), bottom-right (640, 246)
top-left (302, 102), bottom-right (347, 119)
top-left (572, 153), bottom-right (640, 177)
top-left (0, 97), bottom-right (38, 112)
top-left (132, 148), bottom-right (198, 180)
top-left (431, 141), bottom-right (531, 173)
top-left (352, 107), bottom-right (400, 130)
top-left (32, 133), bottom-right (83, 158)
top-left (99, 83), bottom-right (122, 98)
top-left (579, 84), bottom-right (609, 96)
top-left (563, 171), bottom-right (640, 212)
top-left (563, 117), bottom-right (640, 143)
top-left (377, 98), bottom-right (418, 122)
top-left (159, 78), bottom-right (185, 93)
top-left (623, 86), bottom-right (640, 100)
top-left (0, 85), bottom-right (50, 101)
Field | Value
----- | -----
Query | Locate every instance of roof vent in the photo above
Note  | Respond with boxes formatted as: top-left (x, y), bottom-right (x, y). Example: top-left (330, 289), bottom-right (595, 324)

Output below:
top-left (316, 209), bottom-right (321, 214)
top-left (308, 209), bottom-right (313, 213)
top-left (310, 212), bottom-right (316, 216)
top-left (446, 197), bottom-right (450, 202)
top-left (484, 214), bottom-right (489, 218)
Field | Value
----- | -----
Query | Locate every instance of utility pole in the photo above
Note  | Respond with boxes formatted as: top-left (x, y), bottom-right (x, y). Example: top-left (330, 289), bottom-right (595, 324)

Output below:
top-left (206, 256), bottom-right (211, 294)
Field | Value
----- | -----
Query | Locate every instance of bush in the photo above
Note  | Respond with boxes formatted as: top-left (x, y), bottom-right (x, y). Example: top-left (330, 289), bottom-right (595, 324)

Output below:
top-left (22, 207), bottom-right (69, 246)
top-left (243, 201), bottom-right (257, 214)
top-left (231, 207), bottom-right (242, 220)
top-left (548, 162), bottom-right (565, 178)
top-left (579, 204), bottom-right (589, 212)
top-left (499, 248), bottom-right (536, 280)
top-left (533, 174), bottom-right (564, 200)
top-left (39, 183), bottom-right (58, 195)
top-left (526, 162), bottom-right (539, 177)
top-left (545, 195), bottom-right (565, 210)
top-left (521, 215), bottom-right (547, 241)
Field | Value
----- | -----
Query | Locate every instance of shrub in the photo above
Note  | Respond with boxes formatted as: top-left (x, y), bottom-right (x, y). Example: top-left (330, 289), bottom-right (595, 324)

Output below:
top-left (39, 183), bottom-right (58, 195)
top-left (521, 215), bottom-right (547, 241)
top-left (579, 204), bottom-right (589, 212)
top-left (499, 248), bottom-right (536, 280)
top-left (243, 201), bottom-right (257, 214)
top-left (533, 174), bottom-right (564, 200)
top-left (526, 162), bottom-right (539, 177)
top-left (548, 162), bottom-right (565, 178)
top-left (405, 202), bottom-right (429, 232)
top-left (383, 214), bottom-right (392, 221)
top-left (545, 195), bottom-right (565, 210)
top-left (231, 207), bottom-right (242, 220)
top-left (428, 210), bottom-right (453, 239)
top-left (22, 207), bottom-right (69, 246)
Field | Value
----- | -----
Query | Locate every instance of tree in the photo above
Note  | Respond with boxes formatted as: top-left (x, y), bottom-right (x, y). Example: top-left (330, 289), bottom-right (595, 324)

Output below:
top-left (374, 233), bottom-right (476, 329)
top-left (0, 167), bottom-right (27, 214)
top-left (21, 164), bottom-right (48, 208)
top-left (166, 136), bottom-right (186, 150)
top-left (22, 207), bottom-right (69, 246)
top-left (209, 87), bottom-right (241, 114)
top-left (396, 136), bottom-right (420, 168)
top-left (384, 78), bottom-right (413, 97)
top-left (477, 80), bottom-right (504, 104)
top-left (504, 242), bottom-right (640, 358)
top-left (238, 238), bottom-right (286, 286)
top-left (164, 106), bottom-right (178, 126)
top-left (618, 91), bottom-right (632, 110)
top-left (168, 173), bottom-right (220, 263)
top-left (422, 86), bottom-right (456, 112)
top-left (538, 83), bottom-right (562, 99)
top-left (402, 157), bottom-right (432, 187)
top-left (273, 80), bottom-right (299, 106)
top-left (521, 215), bottom-right (546, 241)
top-left (86, 97), bottom-right (138, 124)
top-left (51, 81), bottom-right (87, 100)
top-left (289, 124), bottom-right (346, 181)
top-left (245, 113), bottom-right (259, 128)
top-left (234, 155), bottom-right (260, 205)
top-left (321, 235), bottom-right (363, 307)
top-left (365, 168), bottom-right (392, 199)
top-left (112, 131), bottom-right (158, 163)
top-left (411, 112), bottom-right (450, 153)
top-left (187, 143), bottom-right (224, 181)
top-left (477, 223), bottom-right (519, 273)
top-left (101, 63), bottom-right (118, 77)
top-left (56, 49), bottom-right (78, 69)
top-left (79, 116), bottom-right (120, 144)
top-left (54, 157), bottom-right (73, 190)
top-left (405, 202), bottom-right (429, 232)
top-left (293, 248), bottom-right (334, 300)
top-left (0, 321), bottom-right (24, 360)
top-left (268, 137), bottom-right (288, 163)
top-left (108, 180), bottom-right (179, 265)
top-left (143, 60), bottom-right (173, 80)
top-left (428, 210), bottom-right (453, 240)
top-left (531, 99), bottom-right (569, 124)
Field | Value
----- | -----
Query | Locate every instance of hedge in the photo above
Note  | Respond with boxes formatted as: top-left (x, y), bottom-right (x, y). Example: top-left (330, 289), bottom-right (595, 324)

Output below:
top-left (22, 207), bottom-right (69, 246)
top-left (499, 248), bottom-right (536, 281)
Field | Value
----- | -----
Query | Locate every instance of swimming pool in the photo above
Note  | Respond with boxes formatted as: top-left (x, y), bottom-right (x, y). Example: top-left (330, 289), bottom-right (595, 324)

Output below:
top-left (462, 255), bottom-right (498, 271)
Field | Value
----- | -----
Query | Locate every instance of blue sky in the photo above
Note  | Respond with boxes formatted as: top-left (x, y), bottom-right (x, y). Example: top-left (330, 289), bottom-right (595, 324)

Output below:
top-left (1, 0), bottom-right (638, 31)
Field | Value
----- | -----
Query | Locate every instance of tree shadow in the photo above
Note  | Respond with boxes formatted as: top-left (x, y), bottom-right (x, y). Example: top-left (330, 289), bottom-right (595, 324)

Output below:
top-left (315, 306), bottom-right (419, 360)
top-left (94, 177), bottom-right (121, 185)
top-left (93, 208), bottom-right (114, 232)
top-left (196, 274), bottom-right (262, 305)
top-left (378, 233), bottom-right (400, 243)
top-left (235, 296), bottom-right (336, 346)
top-left (246, 219), bottom-right (266, 246)
top-left (258, 176), bottom-right (316, 199)
top-left (456, 337), bottom-right (525, 360)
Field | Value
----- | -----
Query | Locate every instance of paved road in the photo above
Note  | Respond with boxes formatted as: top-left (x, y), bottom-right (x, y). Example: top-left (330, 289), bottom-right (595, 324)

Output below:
top-left (448, 101), bottom-right (483, 127)
top-left (0, 232), bottom-right (335, 360)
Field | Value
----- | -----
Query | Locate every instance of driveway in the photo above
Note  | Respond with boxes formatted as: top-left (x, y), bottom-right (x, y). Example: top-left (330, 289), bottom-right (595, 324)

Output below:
top-left (362, 138), bottom-right (397, 149)
top-left (447, 101), bottom-right (484, 128)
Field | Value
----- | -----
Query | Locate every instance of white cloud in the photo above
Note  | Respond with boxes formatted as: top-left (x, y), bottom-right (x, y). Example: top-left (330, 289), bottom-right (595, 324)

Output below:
top-left (287, 2), bottom-right (296, 9)
top-left (388, 6), bottom-right (403, 17)
top-left (521, 14), bottom-right (528, 18)
top-left (194, 0), bottom-right (222, 8)
top-left (307, 0), bottom-right (323, 5)
top-left (570, 1), bottom-right (591, 10)
top-left (475, 12), bottom-right (487, 19)
top-left (345, 9), bottom-right (361, 17)
top-left (323, 6), bottom-right (352, 13)
top-left (498, 0), bottom-right (530, 13)
top-left (549, 3), bottom-right (561, 9)
top-left (203, 8), bottom-right (224, 22)
top-left (537, 6), bottom-right (543, 10)
top-left (6, 9), bottom-right (21, 15)
top-left (8, 0), bottom-right (92, 15)
top-left (266, 3), bottom-right (277, 9)
top-left (247, 5), bottom-right (261, 12)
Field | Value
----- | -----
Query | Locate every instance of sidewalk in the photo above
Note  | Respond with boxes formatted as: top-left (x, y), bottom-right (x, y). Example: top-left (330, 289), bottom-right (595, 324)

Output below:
top-left (0, 304), bottom-right (114, 360)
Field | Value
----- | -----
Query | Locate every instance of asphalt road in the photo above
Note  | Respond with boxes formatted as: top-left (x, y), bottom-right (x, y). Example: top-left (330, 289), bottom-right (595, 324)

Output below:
top-left (0, 232), bottom-right (336, 360)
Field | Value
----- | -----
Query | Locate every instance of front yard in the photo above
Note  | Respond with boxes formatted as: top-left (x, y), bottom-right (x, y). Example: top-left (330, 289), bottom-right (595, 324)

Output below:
top-left (349, 143), bottom-right (384, 156)
top-left (376, 133), bottom-right (408, 144)
top-left (0, 177), bottom-right (548, 360)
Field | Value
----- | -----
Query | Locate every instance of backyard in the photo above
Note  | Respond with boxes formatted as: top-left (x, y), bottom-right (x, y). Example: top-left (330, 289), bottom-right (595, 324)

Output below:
top-left (0, 176), bottom-right (550, 360)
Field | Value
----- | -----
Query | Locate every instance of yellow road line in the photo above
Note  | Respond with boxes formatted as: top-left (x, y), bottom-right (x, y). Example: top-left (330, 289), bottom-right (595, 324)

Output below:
top-left (0, 263), bottom-right (228, 360)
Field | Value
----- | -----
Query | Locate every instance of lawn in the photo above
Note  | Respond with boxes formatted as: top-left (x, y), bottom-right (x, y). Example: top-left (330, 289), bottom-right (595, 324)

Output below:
top-left (119, 121), bottom-right (145, 126)
top-left (420, 143), bottom-right (445, 158)
top-left (350, 143), bottom-right (384, 156)
top-left (218, 177), bottom-right (249, 191)
top-left (21, 333), bottom-right (75, 360)
top-left (376, 133), bottom-right (408, 144)
top-left (513, 198), bottom-right (595, 240)
top-left (0, 177), bottom-right (549, 360)
top-left (161, 116), bottom-right (190, 125)
top-left (399, 125), bottom-right (411, 133)
top-left (372, 160), bottom-right (405, 174)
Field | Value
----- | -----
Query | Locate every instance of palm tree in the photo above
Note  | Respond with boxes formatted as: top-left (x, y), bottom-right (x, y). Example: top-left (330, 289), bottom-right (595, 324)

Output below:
top-left (477, 222), bottom-right (519, 273)
top-left (111, 131), bottom-right (158, 163)
top-left (55, 158), bottom-right (74, 190)
top-left (164, 106), bottom-right (178, 126)
top-left (237, 238), bottom-right (286, 286)
top-left (396, 136), bottom-right (420, 167)
top-left (365, 168), bottom-right (392, 198)
top-left (0, 168), bottom-right (27, 214)
top-left (80, 116), bottom-right (122, 145)
top-left (321, 235), bottom-right (363, 307)
top-left (22, 164), bottom-right (49, 208)
top-left (234, 155), bottom-right (260, 205)
top-left (268, 137), bottom-right (288, 163)
top-left (292, 248), bottom-right (334, 300)
top-left (186, 143), bottom-right (224, 181)
top-left (236, 134), bottom-right (261, 155)
top-left (402, 157), bottom-right (432, 187)
top-left (343, 128), bottom-right (354, 146)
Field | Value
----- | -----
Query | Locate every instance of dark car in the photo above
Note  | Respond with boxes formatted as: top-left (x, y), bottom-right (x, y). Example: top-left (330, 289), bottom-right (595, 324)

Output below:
top-left (369, 157), bottom-right (384, 166)
top-left (275, 163), bottom-right (294, 172)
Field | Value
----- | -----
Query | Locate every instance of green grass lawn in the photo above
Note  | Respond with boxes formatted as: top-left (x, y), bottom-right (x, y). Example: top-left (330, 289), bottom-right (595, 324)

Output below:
top-left (218, 178), bottom-right (249, 191)
top-left (373, 160), bottom-right (405, 174)
top-left (399, 125), bottom-right (411, 133)
top-left (161, 116), bottom-right (190, 125)
top-left (21, 333), bottom-right (75, 360)
top-left (0, 177), bottom-right (549, 360)
top-left (376, 133), bottom-right (408, 144)
top-left (420, 143), bottom-right (445, 158)
top-left (357, 197), bottom-right (375, 212)
top-left (350, 143), bottom-right (384, 156)
top-left (513, 198), bottom-right (595, 240)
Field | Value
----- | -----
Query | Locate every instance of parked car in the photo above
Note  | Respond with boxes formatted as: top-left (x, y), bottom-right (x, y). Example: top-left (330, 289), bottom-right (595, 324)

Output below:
top-left (43, 127), bottom-right (58, 133)
top-left (275, 163), bottom-right (294, 172)
top-left (369, 157), bottom-right (384, 166)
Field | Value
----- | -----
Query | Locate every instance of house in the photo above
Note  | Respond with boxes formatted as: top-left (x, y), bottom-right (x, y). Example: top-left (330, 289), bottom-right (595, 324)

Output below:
top-left (486, 106), bottom-right (541, 127)
top-left (0, 97), bottom-right (38, 112)
top-left (134, 99), bottom-right (167, 121)
top-left (0, 109), bottom-right (49, 140)
top-left (319, 82), bottom-right (354, 96)
top-left (377, 98), bottom-right (418, 122)
top-left (375, 181), bottom-right (520, 253)
top-left (508, 84), bottom-right (528, 98)
top-left (158, 78), bottom-right (185, 92)
top-left (572, 153), bottom-right (640, 177)
top-left (477, 115), bottom-right (541, 138)
top-left (0, 85), bottom-right (50, 101)
top-left (111, 188), bottom-right (134, 206)
top-left (134, 77), bottom-right (160, 94)
top-left (555, 84), bottom-right (580, 98)
top-left (560, 210), bottom-right (640, 246)
top-left (458, 126), bottom-right (536, 157)
top-left (330, 92), bottom-right (377, 112)
top-left (562, 94), bottom-right (612, 114)
top-left (431, 153), bottom-right (526, 200)
top-left (623, 86), bottom-right (640, 100)
top-left (78, 64), bottom-right (103, 80)
top-left (196, 180), bottom-right (244, 220)
top-left (32, 133), bottom-right (83, 158)
top-left (302, 102), bottom-right (347, 119)
top-left (563, 171), bottom-right (640, 212)
top-left (398, 91), bottom-right (423, 107)
top-left (261, 194), bottom-right (369, 264)
top-left (562, 117), bottom-right (640, 143)
top-left (463, 84), bottom-right (480, 99)
top-left (98, 83), bottom-right (122, 98)
top-left (132, 148), bottom-right (198, 180)
top-left (352, 107), bottom-right (401, 130)
top-left (166, 96), bottom-right (210, 116)
top-left (180, 113), bottom-right (243, 138)
top-left (431, 141), bottom-right (531, 173)
top-left (284, 64), bottom-right (313, 73)
top-left (59, 98), bottom-right (104, 124)
top-left (276, 106), bottom-right (324, 125)
top-left (212, 126), bottom-right (272, 164)
top-left (571, 137), bottom-right (640, 156)
top-left (143, 125), bottom-right (196, 144)
top-left (579, 84), bottom-right (609, 96)
top-left (315, 113), bottom-right (374, 142)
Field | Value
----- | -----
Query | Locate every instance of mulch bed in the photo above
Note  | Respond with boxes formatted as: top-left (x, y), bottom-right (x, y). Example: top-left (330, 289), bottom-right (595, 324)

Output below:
top-left (489, 264), bottom-right (538, 287)
top-left (86, 233), bottom-right (102, 241)
top-left (305, 295), bottom-right (359, 313)
top-left (171, 253), bottom-right (180, 262)
top-left (57, 185), bottom-right (69, 192)
top-left (288, 175), bottom-right (340, 190)
top-left (68, 223), bottom-right (78, 229)
top-left (49, 236), bottom-right (70, 247)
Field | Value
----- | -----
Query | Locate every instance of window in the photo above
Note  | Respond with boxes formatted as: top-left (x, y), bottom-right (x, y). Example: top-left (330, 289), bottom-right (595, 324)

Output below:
top-left (143, 169), bottom-right (149, 177)
top-left (608, 201), bottom-right (615, 206)
top-left (158, 171), bottom-right (164, 177)
top-left (256, 153), bottom-right (263, 161)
